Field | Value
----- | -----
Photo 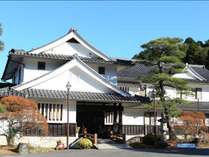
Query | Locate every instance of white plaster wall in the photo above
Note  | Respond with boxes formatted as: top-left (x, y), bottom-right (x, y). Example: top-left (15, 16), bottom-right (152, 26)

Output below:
top-left (45, 42), bottom-right (97, 58)
top-left (34, 66), bottom-right (110, 93)
top-left (173, 72), bottom-right (196, 80)
top-left (165, 83), bottom-right (209, 102)
top-left (88, 63), bottom-right (117, 85)
top-left (23, 58), bottom-right (64, 83)
top-left (205, 118), bottom-right (209, 126)
top-left (122, 108), bottom-right (144, 125)
top-left (62, 101), bottom-right (77, 123)
top-left (200, 86), bottom-right (209, 102)
top-left (122, 106), bottom-right (162, 126)
top-left (22, 58), bottom-right (118, 87)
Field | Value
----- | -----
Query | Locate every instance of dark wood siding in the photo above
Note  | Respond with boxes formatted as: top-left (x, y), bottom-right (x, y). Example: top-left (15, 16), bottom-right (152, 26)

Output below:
top-left (122, 125), bottom-right (161, 135)
top-left (24, 123), bottom-right (76, 137)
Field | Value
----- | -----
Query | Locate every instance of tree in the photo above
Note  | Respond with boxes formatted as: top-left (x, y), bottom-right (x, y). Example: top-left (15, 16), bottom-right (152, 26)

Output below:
top-left (0, 96), bottom-right (48, 146)
top-left (136, 37), bottom-right (188, 140)
top-left (184, 37), bottom-right (206, 65)
top-left (0, 103), bottom-right (5, 113)
top-left (178, 111), bottom-right (206, 141)
top-left (0, 24), bottom-right (4, 51)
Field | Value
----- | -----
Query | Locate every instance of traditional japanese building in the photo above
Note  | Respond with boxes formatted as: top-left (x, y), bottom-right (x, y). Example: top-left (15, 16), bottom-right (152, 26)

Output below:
top-left (0, 28), bottom-right (150, 147)
top-left (117, 62), bottom-right (209, 127)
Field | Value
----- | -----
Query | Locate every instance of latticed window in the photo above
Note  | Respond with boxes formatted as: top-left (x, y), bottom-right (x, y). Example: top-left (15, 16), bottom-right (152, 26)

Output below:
top-left (38, 103), bottom-right (63, 122)
top-left (104, 111), bottom-right (119, 125)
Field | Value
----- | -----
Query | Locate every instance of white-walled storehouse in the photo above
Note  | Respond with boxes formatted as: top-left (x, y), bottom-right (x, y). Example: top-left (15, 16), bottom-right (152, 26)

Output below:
top-left (0, 29), bottom-right (149, 147)
top-left (117, 62), bottom-right (209, 128)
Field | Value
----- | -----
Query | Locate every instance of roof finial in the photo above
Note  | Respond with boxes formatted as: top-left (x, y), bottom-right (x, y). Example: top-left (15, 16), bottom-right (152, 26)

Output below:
top-left (69, 27), bottom-right (77, 33)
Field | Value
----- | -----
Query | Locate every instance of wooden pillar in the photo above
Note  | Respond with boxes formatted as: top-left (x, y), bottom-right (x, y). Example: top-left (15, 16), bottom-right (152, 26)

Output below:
top-left (113, 103), bottom-right (117, 133)
top-left (118, 103), bottom-right (123, 134)
top-left (93, 133), bottom-right (98, 145)
top-left (144, 111), bottom-right (147, 135)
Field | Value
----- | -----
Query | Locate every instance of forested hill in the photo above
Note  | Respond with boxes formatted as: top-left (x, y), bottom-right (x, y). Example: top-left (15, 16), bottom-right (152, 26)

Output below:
top-left (133, 37), bottom-right (209, 69)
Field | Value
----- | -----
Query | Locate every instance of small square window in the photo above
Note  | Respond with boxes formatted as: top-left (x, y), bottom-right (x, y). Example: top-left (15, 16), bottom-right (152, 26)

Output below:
top-left (38, 62), bottom-right (46, 70)
top-left (98, 67), bottom-right (105, 75)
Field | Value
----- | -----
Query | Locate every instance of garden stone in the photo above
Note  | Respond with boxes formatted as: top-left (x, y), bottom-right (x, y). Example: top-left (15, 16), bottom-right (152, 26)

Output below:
top-left (17, 143), bottom-right (29, 155)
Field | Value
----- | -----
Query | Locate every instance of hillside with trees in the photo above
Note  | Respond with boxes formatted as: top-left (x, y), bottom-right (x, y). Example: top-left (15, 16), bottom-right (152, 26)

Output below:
top-left (133, 37), bottom-right (209, 68)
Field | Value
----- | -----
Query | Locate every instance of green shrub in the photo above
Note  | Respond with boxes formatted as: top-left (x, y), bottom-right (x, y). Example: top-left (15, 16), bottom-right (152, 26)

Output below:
top-left (142, 134), bottom-right (166, 146)
top-left (79, 138), bottom-right (93, 149)
top-left (129, 142), bottom-right (146, 148)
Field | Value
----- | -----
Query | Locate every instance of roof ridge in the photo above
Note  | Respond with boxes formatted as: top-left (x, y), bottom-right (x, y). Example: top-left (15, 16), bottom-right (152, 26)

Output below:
top-left (187, 66), bottom-right (207, 81)
top-left (188, 64), bottom-right (205, 68)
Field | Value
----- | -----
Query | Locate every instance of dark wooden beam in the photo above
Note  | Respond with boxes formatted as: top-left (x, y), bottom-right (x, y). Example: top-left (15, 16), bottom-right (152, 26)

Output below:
top-left (118, 103), bottom-right (123, 134)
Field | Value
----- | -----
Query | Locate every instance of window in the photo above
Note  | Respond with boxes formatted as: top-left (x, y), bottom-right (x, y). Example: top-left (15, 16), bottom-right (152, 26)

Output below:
top-left (98, 67), bottom-right (105, 75)
top-left (192, 88), bottom-right (202, 99)
top-left (104, 111), bottom-right (119, 125)
top-left (195, 88), bottom-right (202, 99)
top-left (104, 112), bottom-right (113, 125)
top-left (37, 62), bottom-right (46, 70)
top-left (119, 86), bottom-right (129, 92)
top-left (38, 103), bottom-right (63, 121)
top-left (144, 112), bottom-right (155, 125)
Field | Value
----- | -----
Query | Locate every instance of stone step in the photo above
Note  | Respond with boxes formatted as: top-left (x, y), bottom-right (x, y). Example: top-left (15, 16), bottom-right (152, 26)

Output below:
top-left (96, 143), bottom-right (130, 149)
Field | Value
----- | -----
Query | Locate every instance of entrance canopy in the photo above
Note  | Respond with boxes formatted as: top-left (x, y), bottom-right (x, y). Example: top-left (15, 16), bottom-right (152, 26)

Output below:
top-left (0, 87), bottom-right (149, 104)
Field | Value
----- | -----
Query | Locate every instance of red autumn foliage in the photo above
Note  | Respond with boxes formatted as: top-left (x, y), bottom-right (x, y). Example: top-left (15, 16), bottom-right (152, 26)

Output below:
top-left (177, 111), bottom-right (207, 140)
top-left (0, 96), bottom-right (48, 145)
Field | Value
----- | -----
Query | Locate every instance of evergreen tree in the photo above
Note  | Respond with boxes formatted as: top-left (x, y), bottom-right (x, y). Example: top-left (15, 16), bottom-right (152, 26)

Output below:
top-left (136, 37), bottom-right (188, 140)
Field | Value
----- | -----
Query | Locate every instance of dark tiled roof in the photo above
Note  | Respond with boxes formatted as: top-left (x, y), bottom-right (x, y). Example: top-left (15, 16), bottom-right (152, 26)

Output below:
top-left (0, 88), bottom-right (148, 103)
top-left (177, 102), bottom-right (209, 113)
top-left (9, 50), bottom-right (115, 64)
top-left (189, 65), bottom-right (209, 82)
top-left (117, 63), bottom-right (155, 79)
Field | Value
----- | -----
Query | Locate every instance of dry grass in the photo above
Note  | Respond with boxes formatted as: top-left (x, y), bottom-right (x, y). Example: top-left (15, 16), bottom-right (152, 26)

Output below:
top-left (0, 145), bottom-right (17, 155)
top-left (0, 145), bottom-right (55, 155)
top-left (198, 143), bottom-right (209, 148)
top-left (28, 145), bottom-right (55, 153)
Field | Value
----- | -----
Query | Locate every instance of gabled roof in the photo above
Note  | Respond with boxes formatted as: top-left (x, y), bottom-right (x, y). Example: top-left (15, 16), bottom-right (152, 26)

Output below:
top-left (117, 63), bottom-right (155, 82)
top-left (1, 49), bottom-right (114, 81)
top-left (29, 28), bottom-right (111, 61)
top-left (9, 50), bottom-right (115, 64)
top-left (118, 62), bottom-right (209, 83)
top-left (185, 64), bottom-right (209, 82)
top-left (13, 55), bottom-right (129, 97)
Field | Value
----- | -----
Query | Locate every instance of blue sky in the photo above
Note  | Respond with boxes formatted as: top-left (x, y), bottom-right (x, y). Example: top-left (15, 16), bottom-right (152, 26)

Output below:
top-left (0, 1), bottom-right (209, 79)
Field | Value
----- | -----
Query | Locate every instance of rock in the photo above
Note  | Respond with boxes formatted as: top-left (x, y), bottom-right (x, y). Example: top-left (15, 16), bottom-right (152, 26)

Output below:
top-left (17, 143), bottom-right (29, 155)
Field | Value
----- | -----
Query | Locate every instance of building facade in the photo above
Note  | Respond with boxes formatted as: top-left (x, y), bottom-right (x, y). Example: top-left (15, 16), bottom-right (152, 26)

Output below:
top-left (117, 62), bottom-right (209, 128)
top-left (1, 28), bottom-right (208, 147)
top-left (0, 29), bottom-right (150, 147)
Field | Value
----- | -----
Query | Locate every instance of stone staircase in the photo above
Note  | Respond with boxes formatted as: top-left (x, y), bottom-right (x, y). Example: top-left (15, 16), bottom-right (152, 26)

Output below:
top-left (96, 139), bottom-right (130, 149)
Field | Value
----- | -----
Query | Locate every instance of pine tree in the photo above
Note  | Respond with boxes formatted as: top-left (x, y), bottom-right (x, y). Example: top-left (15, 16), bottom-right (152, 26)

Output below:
top-left (136, 37), bottom-right (188, 140)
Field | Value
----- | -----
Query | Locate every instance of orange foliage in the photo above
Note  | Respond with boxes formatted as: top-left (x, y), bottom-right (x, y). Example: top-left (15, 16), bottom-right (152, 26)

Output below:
top-left (0, 96), bottom-right (48, 145)
top-left (1, 96), bottom-right (37, 112)
top-left (180, 111), bottom-right (205, 121)
top-left (178, 111), bottom-right (207, 139)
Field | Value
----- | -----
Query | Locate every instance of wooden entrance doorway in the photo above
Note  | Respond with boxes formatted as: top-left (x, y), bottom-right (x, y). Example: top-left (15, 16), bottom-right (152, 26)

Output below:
top-left (76, 102), bottom-right (123, 138)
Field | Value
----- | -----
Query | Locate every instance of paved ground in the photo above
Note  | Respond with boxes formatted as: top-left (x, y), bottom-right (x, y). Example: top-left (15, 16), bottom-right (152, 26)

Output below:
top-left (2, 148), bottom-right (209, 157)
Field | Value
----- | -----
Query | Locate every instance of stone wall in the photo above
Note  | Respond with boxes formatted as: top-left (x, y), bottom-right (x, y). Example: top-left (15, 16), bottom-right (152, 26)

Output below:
top-left (0, 136), bottom-right (77, 148)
